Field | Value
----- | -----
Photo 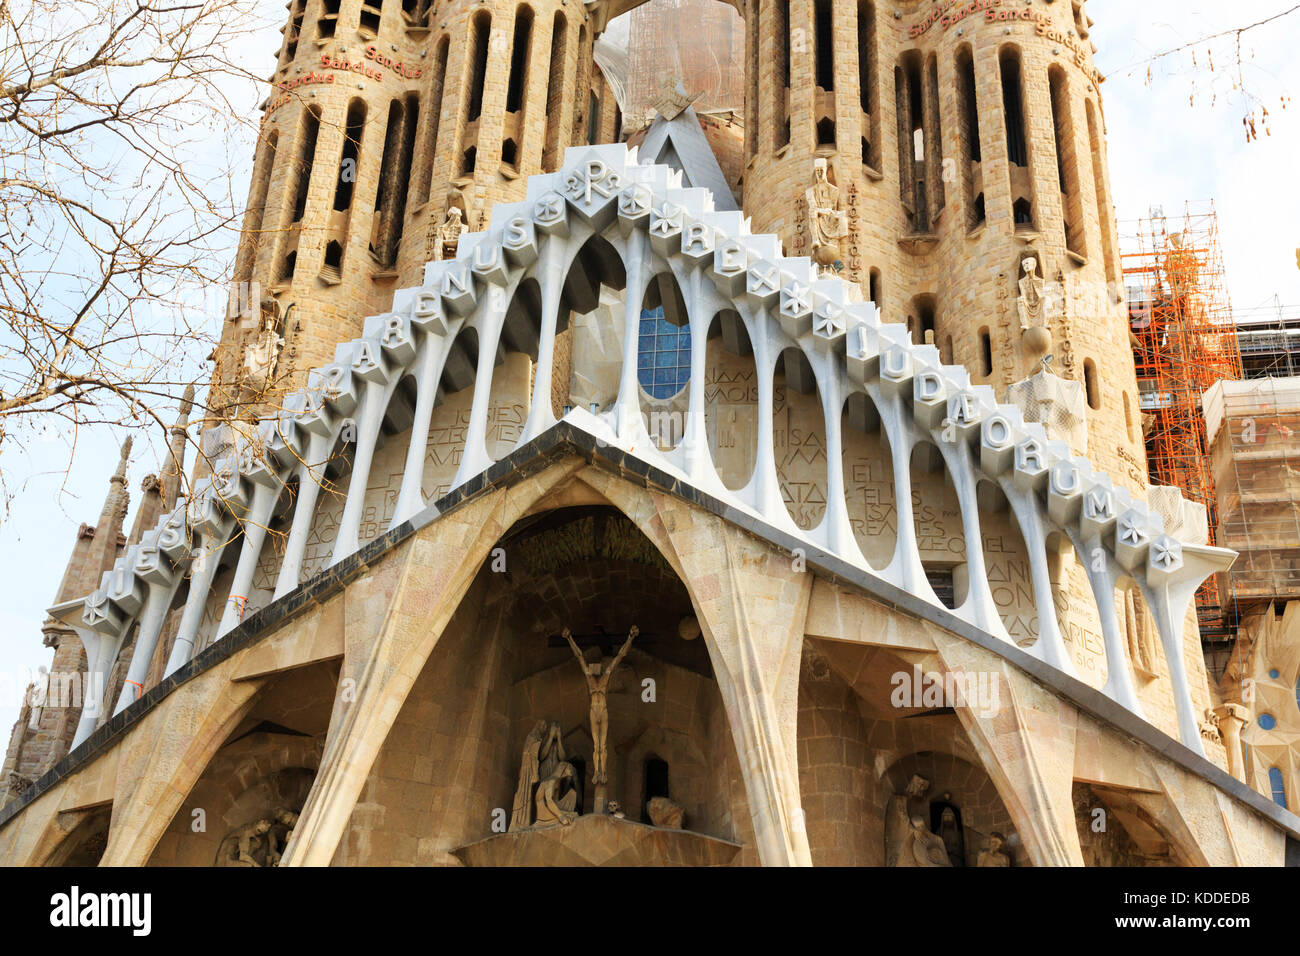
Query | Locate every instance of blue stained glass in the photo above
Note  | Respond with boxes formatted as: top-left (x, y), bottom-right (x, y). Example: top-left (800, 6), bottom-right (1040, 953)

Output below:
top-left (1270, 669), bottom-right (1280, 679)
top-left (637, 307), bottom-right (690, 399)
top-left (1269, 767), bottom-right (1288, 809)
top-left (1259, 713), bottom-right (1277, 731)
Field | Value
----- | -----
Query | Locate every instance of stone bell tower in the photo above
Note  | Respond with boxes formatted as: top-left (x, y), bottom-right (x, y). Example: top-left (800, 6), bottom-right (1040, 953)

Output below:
top-left (211, 0), bottom-right (623, 420)
top-left (738, 0), bottom-right (1143, 490)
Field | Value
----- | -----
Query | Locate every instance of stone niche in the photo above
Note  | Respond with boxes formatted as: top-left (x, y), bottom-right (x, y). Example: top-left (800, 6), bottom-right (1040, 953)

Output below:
top-left (332, 506), bottom-right (759, 866)
top-left (797, 639), bottom-right (1025, 867)
top-left (146, 660), bottom-right (336, 866)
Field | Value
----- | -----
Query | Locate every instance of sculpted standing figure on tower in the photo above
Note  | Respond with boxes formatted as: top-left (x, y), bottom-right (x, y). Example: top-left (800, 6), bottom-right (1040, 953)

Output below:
top-left (805, 158), bottom-right (849, 274)
top-left (435, 206), bottom-right (467, 261)
top-left (563, 626), bottom-right (637, 792)
top-left (1017, 256), bottom-right (1047, 332)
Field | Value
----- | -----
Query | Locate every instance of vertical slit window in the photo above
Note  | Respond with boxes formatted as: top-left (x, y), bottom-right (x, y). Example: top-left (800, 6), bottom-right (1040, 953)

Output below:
top-left (284, 0), bottom-right (305, 63)
top-left (774, 0), bottom-right (790, 150)
top-left (1000, 47), bottom-right (1033, 227)
top-left (236, 131), bottom-right (278, 283)
top-left (1086, 100), bottom-right (1118, 288)
top-left (587, 91), bottom-right (600, 145)
top-left (467, 13), bottom-right (491, 123)
top-left (543, 13), bottom-right (567, 171)
top-left (372, 95), bottom-right (419, 268)
top-left (334, 99), bottom-right (366, 212)
top-left (858, 1), bottom-right (879, 170)
top-left (1050, 67), bottom-right (1086, 257)
top-left (814, 0), bottom-right (833, 90)
top-left (979, 327), bottom-right (992, 377)
top-left (956, 46), bottom-right (984, 229)
top-left (506, 7), bottom-right (533, 114)
top-left (419, 37), bottom-right (450, 203)
top-left (290, 106), bottom-right (320, 224)
top-left (925, 54), bottom-right (945, 220)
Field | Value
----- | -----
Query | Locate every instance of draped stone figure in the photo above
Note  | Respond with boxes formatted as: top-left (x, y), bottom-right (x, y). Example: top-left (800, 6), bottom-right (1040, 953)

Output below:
top-left (534, 761), bottom-right (579, 827)
top-left (904, 816), bottom-right (953, 867)
top-left (805, 158), bottom-right (849, 273)
top-left (216, 819), bottom-right (274, 867)
top-left (977, 832), bottom-right (1011, 867)
top-left (510, 720), bottom-right (549, 831)
top-left (885, 773), bottom-right (931, 866)
top-left (435, 206), bottom-right (467, 261)
top-left (1017, 256), bottom-right (1047, 332)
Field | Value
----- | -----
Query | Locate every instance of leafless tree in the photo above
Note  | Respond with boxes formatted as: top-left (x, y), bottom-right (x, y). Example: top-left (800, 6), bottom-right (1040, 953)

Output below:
top-left (1113, 3), bottom-right (1298, 143)
top-left (0, 0), bottom-right (277, 510)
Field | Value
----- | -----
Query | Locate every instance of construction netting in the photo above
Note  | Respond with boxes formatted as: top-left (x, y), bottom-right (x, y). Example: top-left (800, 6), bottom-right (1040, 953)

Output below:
top-left (1004, 369), bottom-right (1088, 455)
top-left (1204, 377), bottom-right (1300, 605)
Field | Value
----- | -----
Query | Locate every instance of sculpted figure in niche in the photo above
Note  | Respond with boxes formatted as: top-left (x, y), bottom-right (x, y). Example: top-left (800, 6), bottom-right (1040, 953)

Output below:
top-left (266, 808), bottom-right (299, 866)
top-left (977, 831), bottom-right (1011, 867)
top-left (242, 298), bottom-right (283, 396)
top-left (903, 816), bottom-right (952, 867)
top-left (647, 796), bottom-right (685, 830)
top-left (435, 205), bottom-right (467, 261)
top-left (216, 819), bottom-right (274, 867)
top-left (510, 720), bottom-right (548, 831)
top-left (1017, 255), bottom-right (1047, 331)
top-left (563, 626), bottom-right (637, 786)
top-left (806, 158), bottom-right (849, 274)
top-left (885, 773), bottom-right (931, 866)
top-left (533, 761), bottom-right (580, 827)
top-left (935, 803), bottom-right (965, 867)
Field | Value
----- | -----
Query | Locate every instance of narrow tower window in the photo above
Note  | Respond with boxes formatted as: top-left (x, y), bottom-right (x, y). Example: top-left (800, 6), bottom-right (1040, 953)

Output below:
top-left (978, 327), bottom-right (993, 377)
top-left (372, 95), bottom-right (419, 268)
top-left (234, 130), bottom-right (278, 283)
top-left (814, 0), bottom-right (834, 91)
top-left (284, 0), bottom-right (305, 63)
top-left (543, 13), bottom-right (568, 170)
top-left (956, 45), bottom-right (984, 229)
top-left (506, 7), bottom-right (533, 115)
top-left (333, 99), bottom-right (366, 213)
top-left (1084, 358), bottom-right (1101, 410)
top-left (774, 0), bottom-right (791, 150)
top-left (290, 106), bottom-right (321, 224)
top-left (1050, 67), bottom-right (1086, 258)
top-left (418, 37), bottom-right (450, 204)
top-left (858, 1), bottom-right (879, 170)
top-left (467, 12), bottom-right (491, 123)
top-left (999, 47), bottom-right (1034, 227)
top-left (1086, 100), bottom-right (1119, 288)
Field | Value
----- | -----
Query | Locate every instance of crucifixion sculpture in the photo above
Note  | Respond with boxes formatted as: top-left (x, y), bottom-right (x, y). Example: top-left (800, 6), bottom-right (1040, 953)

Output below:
top-left (563, 625), bottom-right (637, 812)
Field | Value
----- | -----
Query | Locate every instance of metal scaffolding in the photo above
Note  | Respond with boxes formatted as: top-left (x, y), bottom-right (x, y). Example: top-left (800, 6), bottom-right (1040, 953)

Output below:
top-left (1123, 202), bottom-right (1243, 633)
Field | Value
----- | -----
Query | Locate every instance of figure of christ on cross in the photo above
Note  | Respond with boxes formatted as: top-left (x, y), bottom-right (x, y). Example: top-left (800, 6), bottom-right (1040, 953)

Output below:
top-left (563, 625), bottom-right (638, 787)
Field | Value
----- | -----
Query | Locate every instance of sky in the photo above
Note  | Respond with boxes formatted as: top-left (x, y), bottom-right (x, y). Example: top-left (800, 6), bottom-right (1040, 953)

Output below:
top-left (0, 0), bottom-right (1297, 738)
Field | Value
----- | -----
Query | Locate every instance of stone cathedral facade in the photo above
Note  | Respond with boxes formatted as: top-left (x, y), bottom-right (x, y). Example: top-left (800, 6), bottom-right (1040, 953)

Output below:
top-left (1, 0), bottom-right (1296, 867)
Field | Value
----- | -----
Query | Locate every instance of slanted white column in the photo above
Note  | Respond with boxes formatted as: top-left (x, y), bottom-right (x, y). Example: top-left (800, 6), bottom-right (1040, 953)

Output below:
top-left (391, 334), bottom-right (448, 527)
top-left (111, 532), bottom-right (183, 714)
top-left (613, 228), bottom-right (650, 444)
top-left (274, 431), bottom-right (333, 598)
top-left (216, 481), bottom-right (279, 637)
top-left (331, 378), bottom-right (390, 564)
top-left (521, 232), bottom-right (564, 444)
top-left (451, 285), bottom-right (510, 490)
top-left (164, 526), bottom-right (227, 676)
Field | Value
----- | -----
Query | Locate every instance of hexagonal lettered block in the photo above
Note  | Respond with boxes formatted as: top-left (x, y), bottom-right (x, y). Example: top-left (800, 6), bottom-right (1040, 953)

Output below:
top-left (439, 262), bottom-right (477, 317)
top-left (1114, 508), bottom-right (1152, 572)
top-left (980, 413), bottom-right (1017, 476)
top-left (912, 369), bottom-right (948, 430)
top-left (648, 201), bottom-right (683, 257)
top-left (470, 241), bottom-right (510, 287)
top-left (1012, 437), bottom-right (1049, 494)
top-left (1146, 534), bottom-right (1184, 583)
top-left (502, 215), bottom-right (538, 267)
top-left (532, 191), bottom-right (570, 237)
top-left (562, 157), bottom-right (623, 231)
top-left (1079, 476), bottom-right (1118, 541)
top-left (711, 239), bottom-right (748, 297)
top-left (617, 184), bottom-right (653, 235)
top-left (408, 290), bottom-right (449, 337)
top-left (745, 259), bottom-right (781, 310)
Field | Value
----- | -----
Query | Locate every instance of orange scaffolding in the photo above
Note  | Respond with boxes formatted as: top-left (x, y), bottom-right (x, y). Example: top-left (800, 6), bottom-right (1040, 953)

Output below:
top-left (1122, 202), bottom-right (1242, 633)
